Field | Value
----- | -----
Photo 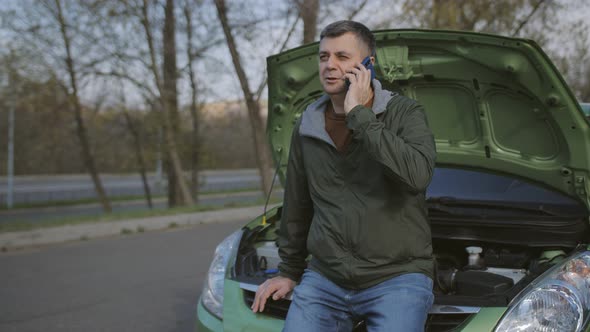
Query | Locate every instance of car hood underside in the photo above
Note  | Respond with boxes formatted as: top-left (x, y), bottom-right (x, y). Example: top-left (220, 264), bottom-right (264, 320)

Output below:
top-left (267, 29), bottom-right (590, 209)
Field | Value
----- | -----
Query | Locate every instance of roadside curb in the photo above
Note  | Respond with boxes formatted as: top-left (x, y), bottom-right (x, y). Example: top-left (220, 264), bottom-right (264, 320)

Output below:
top-left (0, 204), bottom-right (273, 251)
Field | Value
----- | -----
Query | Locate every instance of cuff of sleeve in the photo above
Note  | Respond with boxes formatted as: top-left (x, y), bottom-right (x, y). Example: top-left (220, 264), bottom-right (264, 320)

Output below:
top-left (346, 105), bottom-right (377, 132)
top-left (278, 261), bottom-right (304, 282)
top-left (278, 269), bottom-right (302, 283)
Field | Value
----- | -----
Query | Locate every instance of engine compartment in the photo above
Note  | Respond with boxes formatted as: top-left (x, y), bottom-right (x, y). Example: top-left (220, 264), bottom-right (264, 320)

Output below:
top-left (430, 239), bottom-right (565, 306)
top-left (234, 224), bottom-right (576, 308)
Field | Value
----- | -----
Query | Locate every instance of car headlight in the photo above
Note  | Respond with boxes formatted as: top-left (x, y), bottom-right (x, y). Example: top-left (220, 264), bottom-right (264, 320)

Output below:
top-left (201, 229), bottom-right (243, 319)
top-left (495, 250), bottom-right (590, 332)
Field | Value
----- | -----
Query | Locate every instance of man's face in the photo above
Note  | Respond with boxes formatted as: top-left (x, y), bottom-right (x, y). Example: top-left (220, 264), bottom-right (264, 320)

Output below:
top-left (318, 32), bottom-right (367, 96)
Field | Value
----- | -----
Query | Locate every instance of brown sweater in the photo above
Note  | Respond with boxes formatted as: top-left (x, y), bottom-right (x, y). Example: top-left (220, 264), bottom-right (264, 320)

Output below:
top-left (325, 97), bottom-right (374, 152)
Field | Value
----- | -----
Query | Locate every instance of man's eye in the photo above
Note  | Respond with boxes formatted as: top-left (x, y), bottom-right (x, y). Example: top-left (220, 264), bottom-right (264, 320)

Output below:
top-left (319, 55), bottom-right (328, 61)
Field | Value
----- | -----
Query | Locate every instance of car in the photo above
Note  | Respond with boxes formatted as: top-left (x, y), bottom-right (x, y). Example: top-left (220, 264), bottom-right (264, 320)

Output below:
top-left (197, 29), bottom-right (590, 332)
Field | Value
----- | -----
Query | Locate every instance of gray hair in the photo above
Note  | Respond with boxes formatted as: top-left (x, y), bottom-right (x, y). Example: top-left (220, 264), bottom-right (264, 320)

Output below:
top-left (320, 20), bottom-right (376, 56)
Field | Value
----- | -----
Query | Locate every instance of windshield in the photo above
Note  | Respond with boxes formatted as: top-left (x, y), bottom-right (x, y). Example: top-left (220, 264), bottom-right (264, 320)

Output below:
top-left (427, 167), bottom-right (585, 212)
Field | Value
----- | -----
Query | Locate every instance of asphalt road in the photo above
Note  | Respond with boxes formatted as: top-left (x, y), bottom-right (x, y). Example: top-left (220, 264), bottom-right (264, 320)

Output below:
top-left (0, 219), bottom-right (244, 332)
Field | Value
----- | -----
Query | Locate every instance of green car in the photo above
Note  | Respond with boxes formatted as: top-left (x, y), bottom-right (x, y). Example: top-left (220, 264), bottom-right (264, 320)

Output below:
top-left (197, 29), bottom-right (590, 332)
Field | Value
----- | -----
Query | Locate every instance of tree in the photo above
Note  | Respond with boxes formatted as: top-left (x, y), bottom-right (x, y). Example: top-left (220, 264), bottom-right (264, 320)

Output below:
top-left (392, 0), bottom-right (590, 101)
top-left (2, 0), bottom-right (113, 212)
top-left (93, 0), bottom-right (195, 206)
top-left (215, 0), bottom-right (277, 197)
top-left (296, 0), bottom-right (319, 44)
top-left (93, 0), bottom-right (223, 206)
top-left (181, 0), bottom-right (224, 202)
top-left (160, 0), bottom-right (194, 206)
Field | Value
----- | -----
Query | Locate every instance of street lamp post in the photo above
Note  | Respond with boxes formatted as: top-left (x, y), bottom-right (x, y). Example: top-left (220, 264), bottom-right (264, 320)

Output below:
top-left (6, 70), bottom-right (15, 208)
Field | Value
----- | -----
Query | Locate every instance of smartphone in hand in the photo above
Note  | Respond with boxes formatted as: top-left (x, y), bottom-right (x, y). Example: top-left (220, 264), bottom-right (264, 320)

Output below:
top-left (345, 56), bottom-right (375, 88)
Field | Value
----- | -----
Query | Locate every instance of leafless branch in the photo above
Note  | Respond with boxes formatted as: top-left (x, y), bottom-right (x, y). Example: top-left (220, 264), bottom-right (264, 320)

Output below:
top-left (254, 15), bottom-right (300, 102)
top-left (512, 0), bottom-right (546, 37)
top-left (347, 0), bottom-right (369, 20)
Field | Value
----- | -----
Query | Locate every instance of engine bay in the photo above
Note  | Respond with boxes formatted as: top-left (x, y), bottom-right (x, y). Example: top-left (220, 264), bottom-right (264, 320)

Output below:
top-left (234, 222), bottom-right (576, 308)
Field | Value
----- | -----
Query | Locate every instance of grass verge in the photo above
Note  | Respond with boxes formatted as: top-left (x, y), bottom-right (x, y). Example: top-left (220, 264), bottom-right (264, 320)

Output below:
top-left (0, 186), bottom-right (283, 211)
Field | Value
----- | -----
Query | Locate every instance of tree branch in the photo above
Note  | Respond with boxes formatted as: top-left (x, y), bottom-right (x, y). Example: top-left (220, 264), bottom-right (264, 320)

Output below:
top-left (254, 15), bottom-right (299, 102)
top-left (512, 0), bottom-right (546, 37)
top-left (347, 0), bottom-right (369, 21)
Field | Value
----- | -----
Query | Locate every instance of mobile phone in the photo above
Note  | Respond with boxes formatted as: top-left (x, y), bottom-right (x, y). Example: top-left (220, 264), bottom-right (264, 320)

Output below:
top-left (361, 56), bottom-right (376, 80)
top-left (345, 56), bottom-right (375, 88)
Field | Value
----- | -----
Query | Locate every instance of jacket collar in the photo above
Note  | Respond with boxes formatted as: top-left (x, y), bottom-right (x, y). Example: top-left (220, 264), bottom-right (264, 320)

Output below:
top-left (299, 79), bottom-right (397, 147)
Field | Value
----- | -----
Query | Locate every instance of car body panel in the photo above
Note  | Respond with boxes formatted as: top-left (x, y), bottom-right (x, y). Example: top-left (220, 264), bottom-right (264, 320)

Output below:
top-left (267, 29), bottom-right (590, 209)
top-left (197, 300), bottom-right (223, 332)
top-left (222, 280), bottom-right (284, 332)
top-left (454, 308), bottom-right (505, 331)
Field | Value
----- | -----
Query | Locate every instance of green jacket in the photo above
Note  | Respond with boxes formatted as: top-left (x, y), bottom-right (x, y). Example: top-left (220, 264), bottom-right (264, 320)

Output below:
top-left (277, 80), bottom-right (437, 290)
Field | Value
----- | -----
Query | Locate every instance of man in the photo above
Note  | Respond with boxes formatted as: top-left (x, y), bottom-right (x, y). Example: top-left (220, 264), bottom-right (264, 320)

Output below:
top-left (252, 20), bottom-right (436, 332)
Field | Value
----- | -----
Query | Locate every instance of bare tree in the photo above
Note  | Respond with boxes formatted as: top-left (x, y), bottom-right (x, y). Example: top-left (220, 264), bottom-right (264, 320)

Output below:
top-left (51, 0), bottom-right (112, 212)
top-left (393, 0), bottom-right (590, 101)
top-left (295, 0), bottom-right (319, 43)
top-left (181, 0), bottom-right (223, 202)
top-left (215, 0), bottom-right (275, 196)
top-left (160, 0), bottom-right (194, 205)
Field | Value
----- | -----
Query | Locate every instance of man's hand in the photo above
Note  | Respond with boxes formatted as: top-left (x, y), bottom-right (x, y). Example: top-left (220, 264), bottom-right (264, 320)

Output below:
top-left (343, 61), bottom-right (373, 114)
top-left (251, 276), bottom-right (296, 313)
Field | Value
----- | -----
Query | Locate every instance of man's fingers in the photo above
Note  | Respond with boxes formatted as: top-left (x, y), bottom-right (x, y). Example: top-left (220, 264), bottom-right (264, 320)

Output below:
top-left (252, 284), bottom-right (268, 312)
top-left (272, 287), bottom-right (288, 300)
top-left (259, 285), bottom-right (276, 312)
top-left (343, 73), bottom-right (357, 85)
top-left (252, 283), bottom-right (277, 312)
top-left (251, 288), bottom-right (261, 312)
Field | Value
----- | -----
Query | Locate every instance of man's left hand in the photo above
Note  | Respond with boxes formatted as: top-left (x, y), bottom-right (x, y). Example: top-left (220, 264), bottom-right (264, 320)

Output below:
top-left (343, 62), bottom-right (373, 114)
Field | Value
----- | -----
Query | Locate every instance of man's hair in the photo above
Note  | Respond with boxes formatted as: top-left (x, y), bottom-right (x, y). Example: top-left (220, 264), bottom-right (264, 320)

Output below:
top-left (320, 20), bottom-right (376, 56)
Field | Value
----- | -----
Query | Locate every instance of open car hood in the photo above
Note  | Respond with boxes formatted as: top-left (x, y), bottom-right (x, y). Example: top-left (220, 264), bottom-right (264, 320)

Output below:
top-left (266, 29), bottom-right (590, 208)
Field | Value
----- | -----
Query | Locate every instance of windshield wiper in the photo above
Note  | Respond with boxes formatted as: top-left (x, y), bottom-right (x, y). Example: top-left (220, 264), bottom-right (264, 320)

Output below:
top-left (427, 196), bottom-right (563, 217)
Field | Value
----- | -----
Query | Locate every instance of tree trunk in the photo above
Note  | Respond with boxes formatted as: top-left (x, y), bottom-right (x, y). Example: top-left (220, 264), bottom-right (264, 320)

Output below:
top-left (297, 0), bottom-right (319, 43)
top-left (163, 0), bottom-right (184, 206)
top-left (123, 110), bottom-right (153, 209)
top-left (214, 0), bottom-right (274, 197)
top-left (140, 0), bottom-right (194, 206)
top-left (184, 3), bottom-right (200, 203)
top-left (55, 0), bottom-right (111, 213)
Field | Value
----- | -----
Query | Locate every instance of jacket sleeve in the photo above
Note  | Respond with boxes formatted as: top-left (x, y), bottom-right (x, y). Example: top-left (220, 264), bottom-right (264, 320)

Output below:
top-left (346, 97), bottom-right (436, 193)
top-left (277, 122), bottom-right (314, 282)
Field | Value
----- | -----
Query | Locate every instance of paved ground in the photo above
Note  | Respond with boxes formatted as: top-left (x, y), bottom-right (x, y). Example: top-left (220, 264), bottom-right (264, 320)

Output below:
top-left (0, 218), bottom-right (245, 332)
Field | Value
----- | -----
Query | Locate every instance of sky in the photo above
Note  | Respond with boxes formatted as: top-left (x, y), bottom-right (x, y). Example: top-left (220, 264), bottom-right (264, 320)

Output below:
top-left (1, 0), bottom-right (590, 109)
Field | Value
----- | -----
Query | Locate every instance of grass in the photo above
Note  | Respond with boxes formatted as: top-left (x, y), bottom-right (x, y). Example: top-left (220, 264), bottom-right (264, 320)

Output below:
top-left (0, 197), bottom-right (282, 234)
top-left (0, 186), bottom-right (283, 211)
top-left (0, 194), bottom-right (166, 210)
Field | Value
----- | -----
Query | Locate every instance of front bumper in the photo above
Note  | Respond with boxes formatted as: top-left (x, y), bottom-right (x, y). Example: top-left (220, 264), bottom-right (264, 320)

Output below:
top-left (197, 280), bottom-right (285, 332)
top-left (196, 279), bottom-right (514, 331)
top-left (196, 298), bottom-right (222, 332)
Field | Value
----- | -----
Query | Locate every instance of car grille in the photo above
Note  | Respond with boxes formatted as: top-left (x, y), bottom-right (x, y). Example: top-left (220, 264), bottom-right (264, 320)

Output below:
top-left (243, 290), bottom-right (473, 331)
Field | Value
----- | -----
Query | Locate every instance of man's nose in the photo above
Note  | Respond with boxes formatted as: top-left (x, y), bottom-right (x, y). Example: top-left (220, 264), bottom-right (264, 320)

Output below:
top-left (326, 56), bottom-right (337, 69)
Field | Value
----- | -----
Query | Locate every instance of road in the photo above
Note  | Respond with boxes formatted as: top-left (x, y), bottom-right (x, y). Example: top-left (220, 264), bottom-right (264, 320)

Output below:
top-left (0, 169), bottom-right (263, 205)
top-left (0, 190), bottom-right (283, 224)
top-left (0, 219), bottom-right (244, 332)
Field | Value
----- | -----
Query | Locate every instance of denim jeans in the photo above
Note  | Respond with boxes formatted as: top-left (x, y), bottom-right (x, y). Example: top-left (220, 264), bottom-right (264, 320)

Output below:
top-left (283, 270), bottom-right (434, 332)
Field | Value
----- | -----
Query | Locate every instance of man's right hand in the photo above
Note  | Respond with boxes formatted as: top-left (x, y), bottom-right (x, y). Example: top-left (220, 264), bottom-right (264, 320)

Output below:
top-left (251, 276), bottom-right (296, 313)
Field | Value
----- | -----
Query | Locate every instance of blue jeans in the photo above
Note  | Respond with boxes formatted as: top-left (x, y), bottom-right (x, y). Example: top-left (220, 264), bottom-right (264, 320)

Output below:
top-left (283, 270), bottom-right (434, 332)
